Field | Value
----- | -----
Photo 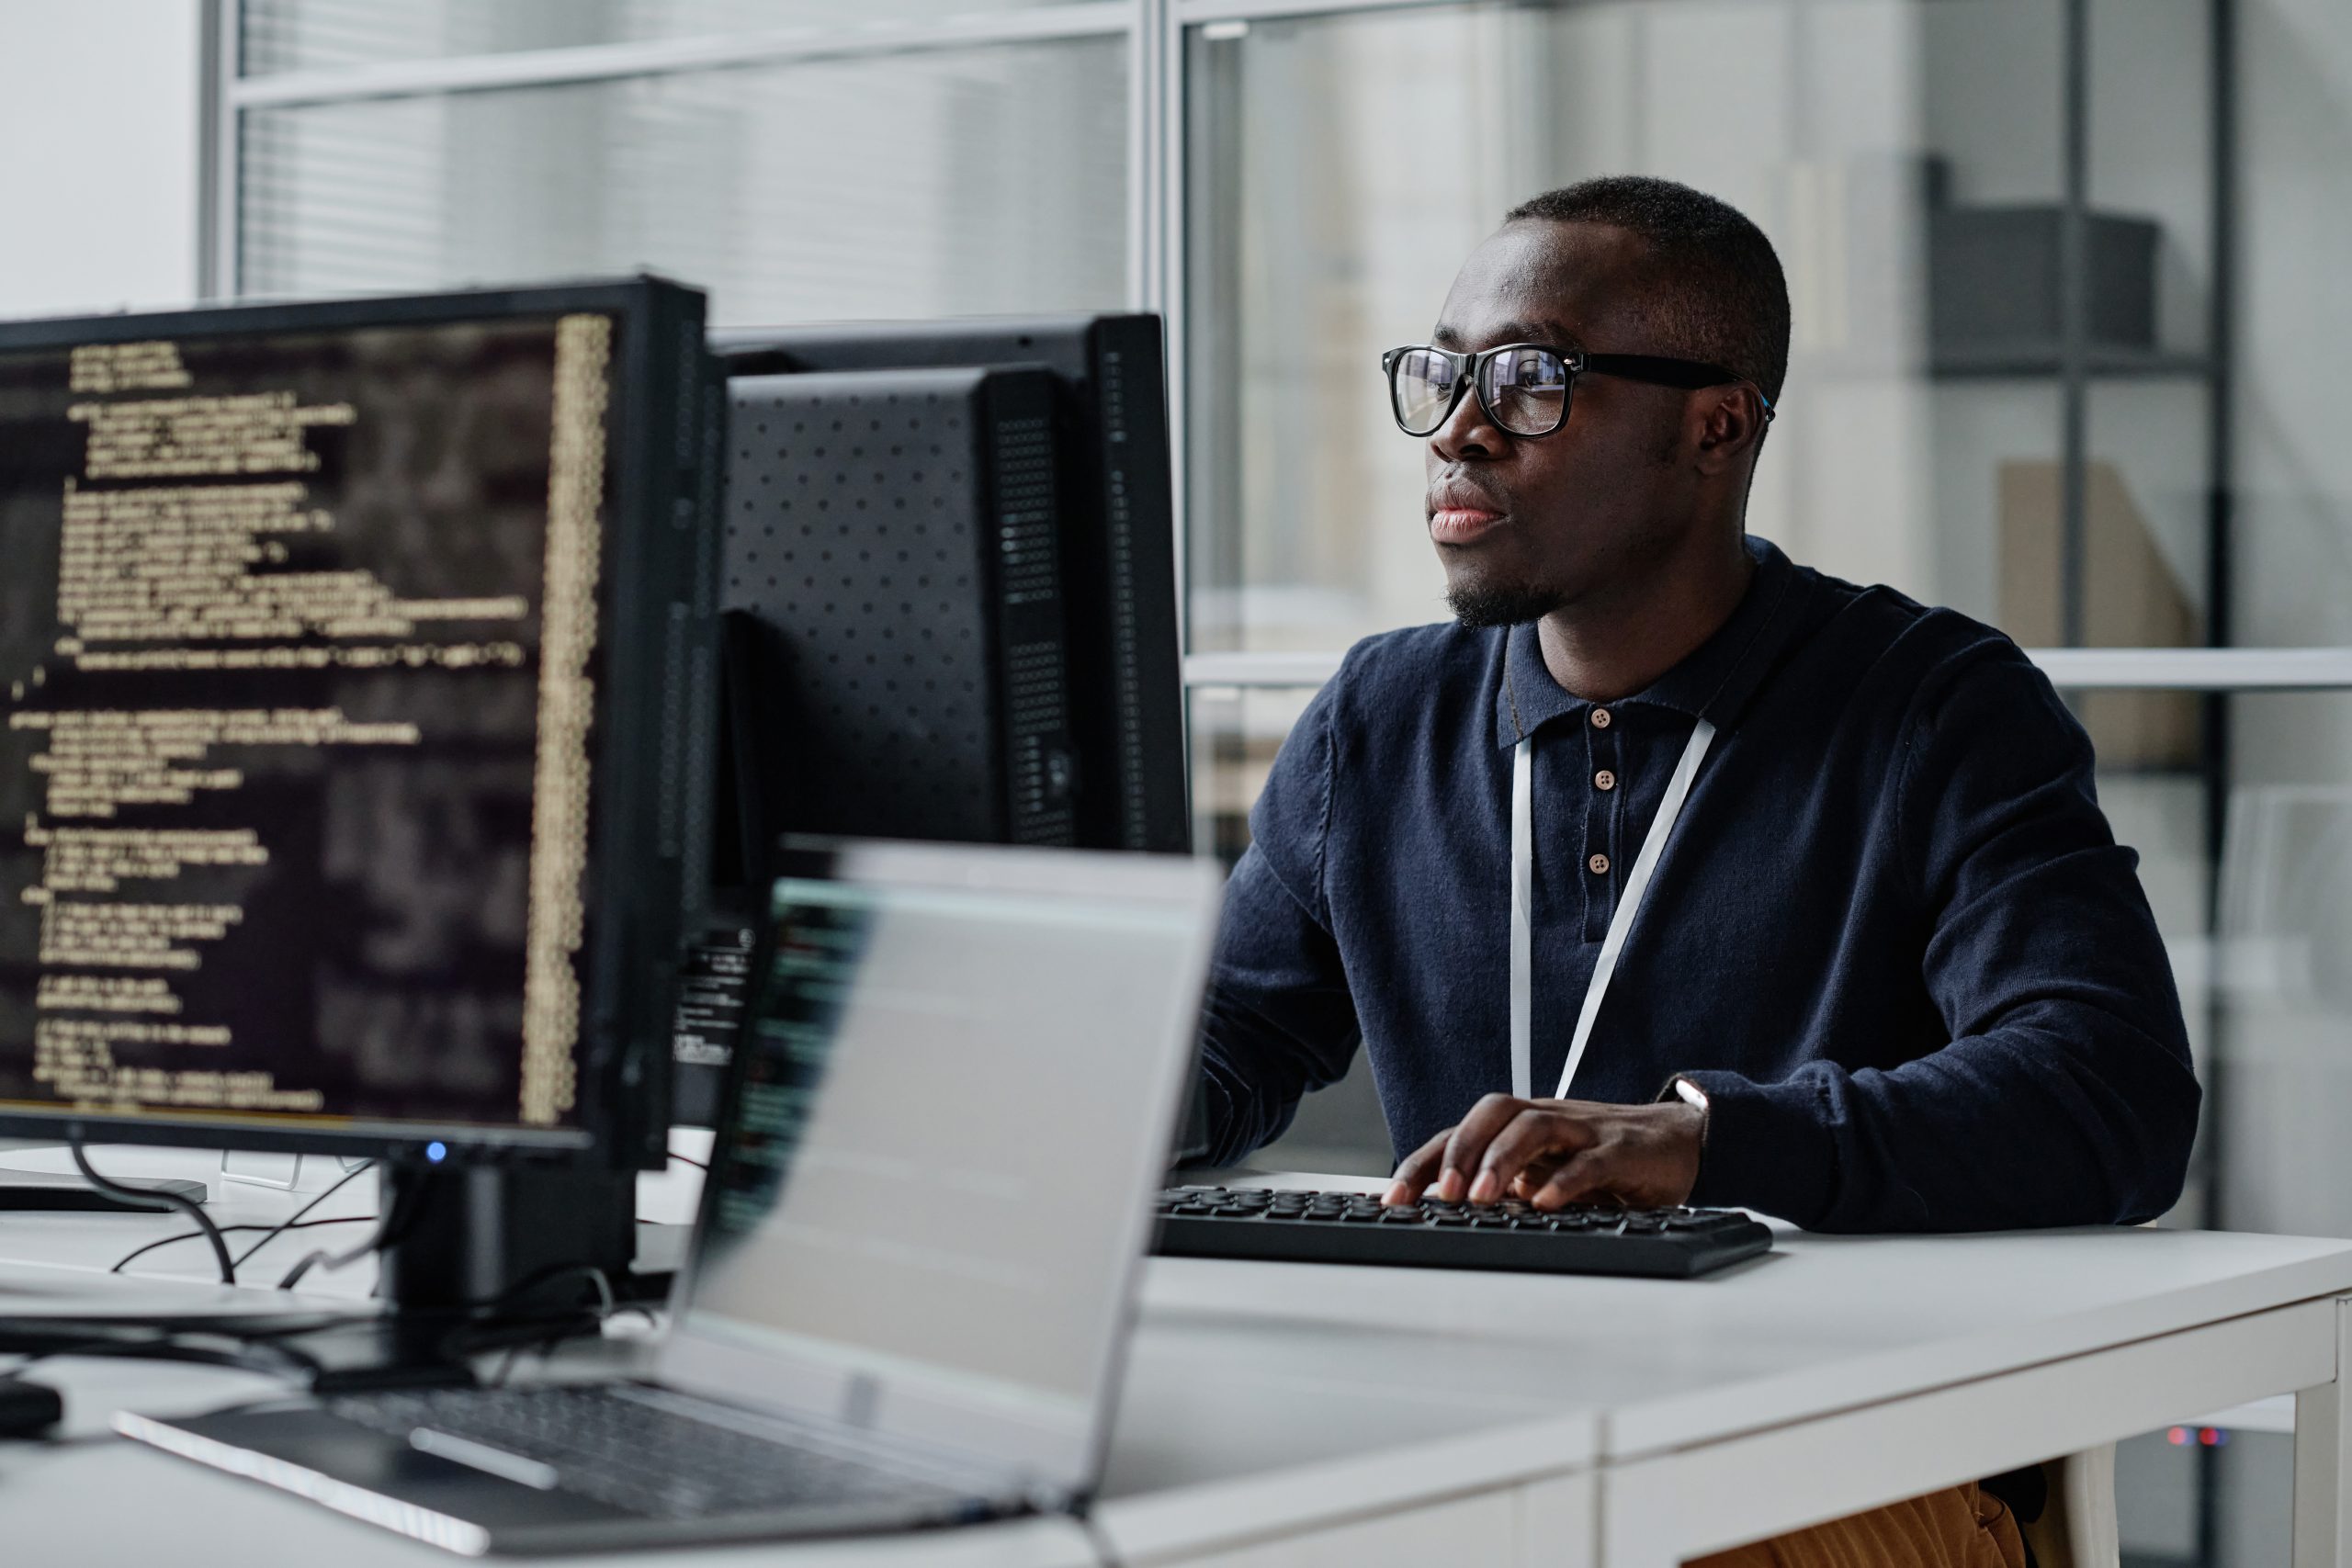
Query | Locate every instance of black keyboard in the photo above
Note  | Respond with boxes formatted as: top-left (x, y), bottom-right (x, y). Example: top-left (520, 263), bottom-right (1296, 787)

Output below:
top-left (327, 1385), bottom-right (962, 1521)
top-left (1152, 1186), bottom-right (1771, 1279)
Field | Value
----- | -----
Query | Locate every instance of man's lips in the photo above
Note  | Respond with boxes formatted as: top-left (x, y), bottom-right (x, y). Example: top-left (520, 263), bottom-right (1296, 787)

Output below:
top-left (1428, 500), bottom-right (1505, 545)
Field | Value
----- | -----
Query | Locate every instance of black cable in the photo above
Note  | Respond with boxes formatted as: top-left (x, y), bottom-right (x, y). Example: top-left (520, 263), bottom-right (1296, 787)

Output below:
top-left (23, 1258), bottom-right (638, 1393)
top-left (230, 1159), bottom-right (376, 1273)
top-left (0, 1312), bottom-right (363, 1356)
top-left (483, 1291), bottom-right (641, 1389)
top-left (666, 1151), bottom-right (709, 1172)
top-left (279, 1165), bottom-right (425, 1291)
top-left (484, 1262), bottom-right (616, 1319)
top-left (72, 1141), bottom-right (234, 1285)
top-left (1072, 1504), bottom-right (1127, 1568)
top-left (1, 1309), bottom-right (374, 1409)
top-left (433, 1265), bottom-right (622, 1371)
top-left (488, 1339), bottom-right (537, 1389)
top-left (110, 1216), bottom-right (375, 1276)
top-left (0, 1322), bottom-right (325, 1383)
top-left (6, 1332), bottom-right (156, 1379)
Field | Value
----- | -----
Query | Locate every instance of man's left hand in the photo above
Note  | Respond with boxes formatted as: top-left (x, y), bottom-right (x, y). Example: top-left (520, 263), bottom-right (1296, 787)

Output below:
top-left (1382, 1093), bottom-right (1705, 1210)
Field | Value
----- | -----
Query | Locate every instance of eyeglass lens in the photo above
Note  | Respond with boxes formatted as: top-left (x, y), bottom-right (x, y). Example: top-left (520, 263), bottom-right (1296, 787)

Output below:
top-left (1390, 346), bottom-right (1571, 436)
top-left (1389, 348), bottom-right (1462, 435)
top-left (1481, 347), bottom-right (1569, 435)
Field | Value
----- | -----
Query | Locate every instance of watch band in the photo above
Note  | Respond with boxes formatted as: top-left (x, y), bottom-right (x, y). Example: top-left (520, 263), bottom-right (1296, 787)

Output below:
top-left (1670, 1074), bottom-right (1712, 1151)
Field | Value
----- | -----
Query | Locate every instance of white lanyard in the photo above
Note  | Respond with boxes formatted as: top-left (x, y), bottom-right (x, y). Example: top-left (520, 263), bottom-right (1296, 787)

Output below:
top-left (1510, 716), bottom-right (1715, 1100)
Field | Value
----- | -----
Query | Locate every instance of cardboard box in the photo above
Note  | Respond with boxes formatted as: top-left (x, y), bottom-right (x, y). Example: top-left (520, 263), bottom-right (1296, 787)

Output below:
top-left (1998, 459), bottom-right (2203, 770)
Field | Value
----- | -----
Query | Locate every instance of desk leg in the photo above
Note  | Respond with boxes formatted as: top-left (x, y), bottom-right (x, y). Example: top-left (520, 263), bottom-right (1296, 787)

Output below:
top-left (2295, 1297), bottom-right (2352, 1568)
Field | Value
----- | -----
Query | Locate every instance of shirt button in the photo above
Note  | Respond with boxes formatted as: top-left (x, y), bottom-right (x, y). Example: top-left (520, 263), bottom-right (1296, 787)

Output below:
top-left (1594, 770), bottom-right (1617, 792)
top-left (1588, 852), bottom-right (1611, 875)
top-left (1590, 708), bottom-right (1612, 729)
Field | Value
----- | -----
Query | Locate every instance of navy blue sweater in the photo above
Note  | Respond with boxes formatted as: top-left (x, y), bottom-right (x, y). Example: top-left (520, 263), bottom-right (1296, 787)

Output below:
top-left (1198, 537), bottom-right (2199, 1232)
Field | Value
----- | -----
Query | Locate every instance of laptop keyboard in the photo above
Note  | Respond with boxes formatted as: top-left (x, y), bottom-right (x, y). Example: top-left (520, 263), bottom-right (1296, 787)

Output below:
top-left (327, 1385), bottom-right (962, 1521)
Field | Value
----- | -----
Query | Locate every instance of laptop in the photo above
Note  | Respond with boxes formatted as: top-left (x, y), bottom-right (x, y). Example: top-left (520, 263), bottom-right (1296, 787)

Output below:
top-left (116, 840), bottom-right (1223, 1555)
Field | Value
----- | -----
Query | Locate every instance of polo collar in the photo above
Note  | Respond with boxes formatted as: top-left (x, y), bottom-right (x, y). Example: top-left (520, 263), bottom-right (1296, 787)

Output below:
top-left (1494, 535), bottom-right (1806, 749)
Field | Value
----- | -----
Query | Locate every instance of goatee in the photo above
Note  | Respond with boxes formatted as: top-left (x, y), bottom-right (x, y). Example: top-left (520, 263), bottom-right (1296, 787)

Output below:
top-left (1447, 581), bottom-right (1562, 629)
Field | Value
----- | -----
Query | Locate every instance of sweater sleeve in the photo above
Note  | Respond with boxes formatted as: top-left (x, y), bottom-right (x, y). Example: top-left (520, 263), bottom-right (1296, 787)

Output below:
top-left (1684, 642), bottom-right (2202, 1231)
top-left (1194, 674), bottom-right (1363, 1166)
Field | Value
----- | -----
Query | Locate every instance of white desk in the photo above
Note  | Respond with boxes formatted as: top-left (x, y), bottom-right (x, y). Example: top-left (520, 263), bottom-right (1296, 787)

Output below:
top-left (6, 1160), bottom-right (2352, 1566)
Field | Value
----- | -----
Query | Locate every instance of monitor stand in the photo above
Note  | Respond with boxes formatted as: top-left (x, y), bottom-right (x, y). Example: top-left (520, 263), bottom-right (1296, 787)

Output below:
top-left (286, 1161), bottom-right (651, 1393)
top-left (0, 1167), bottom-right (208, 1213)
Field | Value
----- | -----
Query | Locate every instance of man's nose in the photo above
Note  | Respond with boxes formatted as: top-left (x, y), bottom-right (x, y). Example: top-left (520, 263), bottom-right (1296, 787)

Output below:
top-left (1428, 380), bottom-right (1507, 464)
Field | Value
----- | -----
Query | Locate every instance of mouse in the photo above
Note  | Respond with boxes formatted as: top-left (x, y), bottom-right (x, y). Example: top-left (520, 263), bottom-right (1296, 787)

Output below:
top-left (0, 1375), bottom-right (63, 1438)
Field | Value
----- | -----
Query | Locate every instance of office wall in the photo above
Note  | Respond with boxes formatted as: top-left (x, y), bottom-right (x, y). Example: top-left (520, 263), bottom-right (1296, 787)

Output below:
top-left (0, 0), bottom-right (203, 317)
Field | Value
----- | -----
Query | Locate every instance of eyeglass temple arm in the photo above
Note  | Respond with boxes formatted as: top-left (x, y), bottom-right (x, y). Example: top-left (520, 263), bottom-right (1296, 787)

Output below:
top-left (1581, 352), bottom-right (1774, 417)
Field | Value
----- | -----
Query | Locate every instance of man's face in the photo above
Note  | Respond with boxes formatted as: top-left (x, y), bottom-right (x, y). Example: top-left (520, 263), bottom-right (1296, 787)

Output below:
top-left (1423, 220), bottom-right (1703, 626)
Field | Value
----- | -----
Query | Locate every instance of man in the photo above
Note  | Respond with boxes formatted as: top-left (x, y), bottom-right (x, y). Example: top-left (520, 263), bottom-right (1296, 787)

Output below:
top-left (1196, 176), bottom-right (2200, 1565)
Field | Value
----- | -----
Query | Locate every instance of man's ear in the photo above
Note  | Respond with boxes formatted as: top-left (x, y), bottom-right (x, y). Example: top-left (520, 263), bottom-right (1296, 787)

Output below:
top-left (1690, 386), bottom-right (1769, 476)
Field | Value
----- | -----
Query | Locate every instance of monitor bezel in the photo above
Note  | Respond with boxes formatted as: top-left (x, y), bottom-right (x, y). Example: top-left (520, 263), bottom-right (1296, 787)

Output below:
top-left (0, 277), bottom-right (708, 1167)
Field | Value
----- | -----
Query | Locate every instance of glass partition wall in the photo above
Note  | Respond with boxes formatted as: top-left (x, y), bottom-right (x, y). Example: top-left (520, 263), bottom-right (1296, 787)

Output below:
top-left (1171, 0), bottom-right (2293, 1244)
top-left (215, 0), bottom-right (2350, 1258)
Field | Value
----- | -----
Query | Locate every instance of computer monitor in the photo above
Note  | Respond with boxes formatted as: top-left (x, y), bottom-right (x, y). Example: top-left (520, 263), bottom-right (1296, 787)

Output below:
top-left (712, 314), bottom-right (1188, 856)
top-left (666, 319), bottom-right (1191, 1126)
top-left (0, 279), bottom-right (720, 1306)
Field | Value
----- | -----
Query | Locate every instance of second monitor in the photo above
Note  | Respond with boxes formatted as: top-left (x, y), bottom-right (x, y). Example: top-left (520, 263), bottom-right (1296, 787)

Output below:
top-left (715, 313), bottom-right (1187, 857)
top-left (670, 317), bottom-right (1190, 1127)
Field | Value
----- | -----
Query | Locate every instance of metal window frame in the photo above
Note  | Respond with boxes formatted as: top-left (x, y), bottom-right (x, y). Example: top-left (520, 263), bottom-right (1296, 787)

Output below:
top-left (223, 4), bottom-right (1137, 108)
top-left (208, 3), bottom-right (1147, 303)
top-left (1178, 0), bottom-right (1456, 22)
top-left (1183, 649), bottom-right (2352, 694)
top-left (200, 0), bottom-right (238, 299)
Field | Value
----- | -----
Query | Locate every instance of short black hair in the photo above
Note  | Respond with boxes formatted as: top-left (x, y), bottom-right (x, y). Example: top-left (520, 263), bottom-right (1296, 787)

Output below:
top-left (1505, 175), bottom-right (1790, 406)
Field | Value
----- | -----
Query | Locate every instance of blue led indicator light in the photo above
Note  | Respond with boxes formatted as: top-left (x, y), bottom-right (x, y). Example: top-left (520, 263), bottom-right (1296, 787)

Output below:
top-left (425, 1141), bottom-right (447, 1163)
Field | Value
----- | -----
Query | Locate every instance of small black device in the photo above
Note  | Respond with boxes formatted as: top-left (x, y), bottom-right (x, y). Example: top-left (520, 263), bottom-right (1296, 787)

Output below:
top-left (0, 1169), bottom-right (205, 1211)
top-left (0, 278), bottom-right (720, 1320)
top-left (1152, 1187), bottom-right (1774, 1280)
top-left (0, 1375), bottom-right (65, 1438)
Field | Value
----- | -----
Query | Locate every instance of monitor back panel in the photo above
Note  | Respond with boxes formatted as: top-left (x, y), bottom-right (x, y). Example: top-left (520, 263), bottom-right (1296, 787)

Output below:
top-left (723, 367), bottom-right (1076, 848)
top-left (715, 316), bottom-right (1187, 854)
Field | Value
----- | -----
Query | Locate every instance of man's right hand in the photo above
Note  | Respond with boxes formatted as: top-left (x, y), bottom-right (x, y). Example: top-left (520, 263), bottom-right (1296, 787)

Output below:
top-left (1383, 1092), bottom-right (1704, 1210)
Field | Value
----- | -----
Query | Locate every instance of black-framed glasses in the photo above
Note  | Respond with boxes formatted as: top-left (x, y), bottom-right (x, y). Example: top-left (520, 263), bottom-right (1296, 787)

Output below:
top-left (1380, 342), bottom-right (1774, 439)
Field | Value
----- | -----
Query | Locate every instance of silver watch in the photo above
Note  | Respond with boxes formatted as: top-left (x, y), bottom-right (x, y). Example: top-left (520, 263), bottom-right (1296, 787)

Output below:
top-left (1670, 1075), bottom-right (1711, 1148)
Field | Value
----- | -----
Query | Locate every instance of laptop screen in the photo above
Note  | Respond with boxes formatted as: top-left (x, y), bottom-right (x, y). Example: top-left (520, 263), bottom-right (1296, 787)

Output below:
top-left (668, 842), bottom-right (1216, 1472)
